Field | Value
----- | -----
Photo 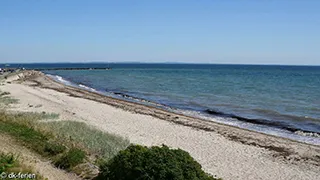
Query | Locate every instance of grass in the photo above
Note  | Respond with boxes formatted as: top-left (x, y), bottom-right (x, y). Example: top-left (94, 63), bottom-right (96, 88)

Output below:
top-left (0, 110), bottom-right (129, 175)
top-left (0, 153), bottom-right (16, 173)
top-left (0, 91), bottom-right (18, 106)
top-left (2, 111), bottom-right (59, 122)
top-left (0, 111), bottom-right (59, 135)
top-left (0, 111), bottom-right (84, 171)
top-left (0, 88), bottom-right (128, 160)
top-left (19, 111), bottom-right (60, 120)
top-left (0, 90), bottom-right (130, 176)
top-left (54, 148), bottom-right (86, 170)
top-left (0, 88), bottom-right (219, 179)
top-left (42, 121), bottom-right (130, 160)
top-left (0, 152), bottom-right (43, 180)
top-left (0, 114), bottom-right (65, 157)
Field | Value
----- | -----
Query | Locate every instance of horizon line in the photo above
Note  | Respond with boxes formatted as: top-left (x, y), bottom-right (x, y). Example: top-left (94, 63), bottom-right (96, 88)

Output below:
top-left (1, 62), bottom-right (320, 67)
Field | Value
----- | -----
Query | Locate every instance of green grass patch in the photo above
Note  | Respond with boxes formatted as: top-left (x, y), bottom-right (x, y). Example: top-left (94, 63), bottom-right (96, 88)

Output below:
top-left (0, 111), bottom-right (59, 125)
top-left (0, 111), bottom-right (89, 172)
top-left (0, 111), bottom-right (65, 157)
top-left (0, 111), bottom-right (93, 171)
top-left (43, 121), bottom-right (130, 160)
top-left (0, 120), bottom-right (65, 157)
top-left (0, 153), bottom-right (17, 173)
top-left (54, 148), bottom-right (86, 170)
top-left (0, 152), bottom-right (43, 180)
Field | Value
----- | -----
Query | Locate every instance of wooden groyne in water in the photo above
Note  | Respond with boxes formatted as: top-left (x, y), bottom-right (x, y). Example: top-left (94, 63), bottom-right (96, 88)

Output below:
top-left (33, 67), bottom-right (112, 71)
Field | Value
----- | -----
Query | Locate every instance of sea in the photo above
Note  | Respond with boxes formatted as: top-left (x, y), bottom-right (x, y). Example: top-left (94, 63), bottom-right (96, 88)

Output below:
top-left (5, 63), bottom-right (320, 145)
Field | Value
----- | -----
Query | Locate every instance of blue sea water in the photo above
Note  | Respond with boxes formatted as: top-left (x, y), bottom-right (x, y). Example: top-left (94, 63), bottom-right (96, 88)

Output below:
top-left (5, 63), bottom-right (320, 144)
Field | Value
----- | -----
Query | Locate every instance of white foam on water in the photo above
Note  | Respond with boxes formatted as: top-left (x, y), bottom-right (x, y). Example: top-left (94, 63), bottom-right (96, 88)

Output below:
top-left (47, 74), bottom-right (72, 86)
top-left (79, 84), bottom-right (97, 92)
top-left (47, 74), bottom-right (98, 92)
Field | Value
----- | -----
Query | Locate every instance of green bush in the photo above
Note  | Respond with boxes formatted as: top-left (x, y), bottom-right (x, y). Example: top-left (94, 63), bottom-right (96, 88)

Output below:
top-left (54, 148), bottom-right (86, 170)
top-left (96, 145), bottom-right (220, 180)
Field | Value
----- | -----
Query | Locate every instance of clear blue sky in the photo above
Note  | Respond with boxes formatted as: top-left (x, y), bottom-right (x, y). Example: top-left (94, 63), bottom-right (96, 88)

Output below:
top-left (1, 0), bottom-right (319, 65)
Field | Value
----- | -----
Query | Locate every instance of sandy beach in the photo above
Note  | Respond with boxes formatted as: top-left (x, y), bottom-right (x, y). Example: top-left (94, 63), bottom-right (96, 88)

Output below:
top-left (1, 71), bottom-right (319, 180)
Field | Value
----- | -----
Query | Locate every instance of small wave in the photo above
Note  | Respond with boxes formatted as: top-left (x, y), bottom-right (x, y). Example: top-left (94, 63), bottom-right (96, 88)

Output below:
top-left (79, 84), bottom-right (96, 92)
top-left (55, 75), bottom-right (69, 83)
top-left (56, 75), bottom-right (65, 82)
top-left (295, 131), bottom-right (320, 138)
top-left (46, 74), bottom-right (73, 85)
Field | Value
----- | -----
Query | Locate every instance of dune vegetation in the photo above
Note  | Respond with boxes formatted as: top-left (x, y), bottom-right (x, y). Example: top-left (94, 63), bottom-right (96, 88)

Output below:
top-left (0, 84), bottom-right (219, 179)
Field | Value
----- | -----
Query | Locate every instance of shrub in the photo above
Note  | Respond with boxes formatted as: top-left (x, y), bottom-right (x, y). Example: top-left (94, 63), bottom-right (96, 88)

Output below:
top-left (96, 145), bottom-right (220, 180)
top-left (54, 148), bottom-right (86, 170)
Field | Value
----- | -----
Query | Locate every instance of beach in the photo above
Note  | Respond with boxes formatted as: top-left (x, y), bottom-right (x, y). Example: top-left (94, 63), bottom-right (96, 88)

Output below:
top-left (1, 70), bottom-right (320, 180)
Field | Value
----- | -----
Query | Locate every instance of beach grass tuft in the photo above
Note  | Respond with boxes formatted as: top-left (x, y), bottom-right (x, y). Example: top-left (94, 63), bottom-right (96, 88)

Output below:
top-left (0, 111), bottom-right (59, 128)
top-left (0, 115), bottom-right (64, 157)
top-left (0, 152), bottom-right (17, 173)
top-left (33, 111), bottom-right (60, 120)
top-left (54, 148), bottom-right (86, 170)
top-left (0, 91), bottom-right (18, 106)
top-left (0, 152), bottom-right (44, 179)
top-left (0, 111), bottom-right (87, 170)
top-left (42, 121), bottom-right (130, 160)
top-left (0, 110), bottom-right (130, 176)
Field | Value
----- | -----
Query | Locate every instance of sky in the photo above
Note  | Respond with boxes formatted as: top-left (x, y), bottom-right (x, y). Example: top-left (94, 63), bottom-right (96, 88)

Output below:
top-left (0, 0), bottom-right (319, 65)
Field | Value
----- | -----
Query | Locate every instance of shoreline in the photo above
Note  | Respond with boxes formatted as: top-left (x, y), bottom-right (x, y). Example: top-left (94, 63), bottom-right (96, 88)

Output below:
top-left (23, 71), bottom-right (320, 151)
top-left (51, 73), bottom-right (320, 140)
top-left (2, 70), bottom-right (320, 179)
top-left (44, 71), bottom-right (320, 146)
top-left (44, 71), bottom-right (320, 145)
top-left (21, 71), bottom-right (320, 147)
